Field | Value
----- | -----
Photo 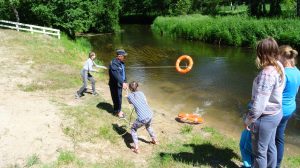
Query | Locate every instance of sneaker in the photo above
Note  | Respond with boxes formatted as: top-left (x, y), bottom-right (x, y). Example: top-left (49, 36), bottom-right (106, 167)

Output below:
top-left (92, 92), bottom-right (99, 96)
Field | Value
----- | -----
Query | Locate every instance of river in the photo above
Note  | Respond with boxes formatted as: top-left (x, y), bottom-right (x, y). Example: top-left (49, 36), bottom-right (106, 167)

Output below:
top-left (87, 24), bottom-right (300, 155)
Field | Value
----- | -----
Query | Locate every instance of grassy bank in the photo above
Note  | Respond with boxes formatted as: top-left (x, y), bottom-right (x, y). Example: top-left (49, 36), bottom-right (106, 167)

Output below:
top-left (152, 14), bottom-right (300, 48)
top-left (4, 29), bottom-right (300, 167)
top-left (15, 33), bottom-right (92, 92)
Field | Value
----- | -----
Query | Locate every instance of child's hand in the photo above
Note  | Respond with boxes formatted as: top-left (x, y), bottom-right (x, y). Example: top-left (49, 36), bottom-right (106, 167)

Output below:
top-left (244, 123), bottom-right (251, 131)
top-left (122, 83), bottom-right (128, 90)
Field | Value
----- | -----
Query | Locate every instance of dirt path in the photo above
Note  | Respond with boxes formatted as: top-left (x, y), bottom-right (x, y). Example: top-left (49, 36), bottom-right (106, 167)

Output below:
top-left (0, 30), bottom-right (71, 167)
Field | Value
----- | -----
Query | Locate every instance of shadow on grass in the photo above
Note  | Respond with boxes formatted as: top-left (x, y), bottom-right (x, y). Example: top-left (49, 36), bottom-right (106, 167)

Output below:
top-left (97, 102), bottom-right (114, 114)
top-left (112, 123), bottom-right (133, 149)
top-left (160, 143), bottom-right (239, 168)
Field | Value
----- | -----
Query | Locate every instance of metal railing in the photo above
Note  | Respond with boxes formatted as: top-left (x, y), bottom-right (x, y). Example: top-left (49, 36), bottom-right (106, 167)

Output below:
top-left (0, 20), bottom-right (60, 39)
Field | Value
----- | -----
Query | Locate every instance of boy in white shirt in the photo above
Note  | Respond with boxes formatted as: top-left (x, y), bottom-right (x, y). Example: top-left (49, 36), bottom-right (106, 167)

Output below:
top-left (75, 52), bottom-right (107, 98)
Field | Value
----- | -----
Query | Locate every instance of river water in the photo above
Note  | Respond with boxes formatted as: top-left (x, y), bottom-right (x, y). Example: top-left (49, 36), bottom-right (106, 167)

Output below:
top-left (87, 24), bottom-right (300, 155)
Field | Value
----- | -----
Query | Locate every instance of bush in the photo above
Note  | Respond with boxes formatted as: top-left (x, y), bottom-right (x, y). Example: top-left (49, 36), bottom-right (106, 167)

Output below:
top-left (152, 14), bottom-right (300, 49)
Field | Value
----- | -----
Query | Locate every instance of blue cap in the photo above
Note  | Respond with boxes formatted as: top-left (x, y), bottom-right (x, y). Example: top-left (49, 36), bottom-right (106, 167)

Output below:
top-left (116, 49), bottom-right (127, 56)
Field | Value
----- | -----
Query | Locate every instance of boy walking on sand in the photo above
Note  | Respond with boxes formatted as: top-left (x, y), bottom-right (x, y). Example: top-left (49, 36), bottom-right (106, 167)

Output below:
top-left (127, 81), bottom-right (158, 153)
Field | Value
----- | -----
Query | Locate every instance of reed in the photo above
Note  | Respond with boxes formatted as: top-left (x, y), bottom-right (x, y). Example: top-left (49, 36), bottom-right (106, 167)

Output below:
top-left (152, 14), bottom-right (300, 49)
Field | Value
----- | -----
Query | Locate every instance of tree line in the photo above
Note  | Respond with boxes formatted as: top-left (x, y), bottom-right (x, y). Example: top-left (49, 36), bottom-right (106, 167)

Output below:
top-left (1, 0), bottom-right (300, 37)
top-left (0, 0), bottom-right (121, 37)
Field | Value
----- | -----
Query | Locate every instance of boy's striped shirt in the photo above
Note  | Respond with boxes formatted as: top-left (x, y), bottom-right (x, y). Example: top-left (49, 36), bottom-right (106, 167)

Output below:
top-left (127, 91), bottom-right (152, 121)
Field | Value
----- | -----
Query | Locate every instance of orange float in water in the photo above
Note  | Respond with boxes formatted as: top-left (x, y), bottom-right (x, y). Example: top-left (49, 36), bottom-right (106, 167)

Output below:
top-left (177, 112), bottom-right (204, 124)
top-left (175, 55), bottom-right (193, 74)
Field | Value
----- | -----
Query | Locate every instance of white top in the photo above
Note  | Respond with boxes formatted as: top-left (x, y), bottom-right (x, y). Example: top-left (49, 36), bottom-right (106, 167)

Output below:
top-left (83, 58), bottom-right (107, 72)
top-left (244, 61), bottom-right (285, 126)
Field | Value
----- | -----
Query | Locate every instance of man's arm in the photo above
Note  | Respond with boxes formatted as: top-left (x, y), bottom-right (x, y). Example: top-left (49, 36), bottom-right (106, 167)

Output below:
top-left (110, 62), bottom-right (124, 84)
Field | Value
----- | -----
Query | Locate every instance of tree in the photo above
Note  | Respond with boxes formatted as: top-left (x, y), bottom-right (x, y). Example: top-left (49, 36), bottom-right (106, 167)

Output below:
top-left (191, 0), bottom-right (221, 15)
top-left (249, 0), bottom-right (266, 17)
top-left (297, 0), bottom-right (300, 16)
top-left (169, 0), bottom-right (192, 16)
top-left (269, 0), bottom-right (281, 16)
top-left (0, 0), bottom-right (20, 22)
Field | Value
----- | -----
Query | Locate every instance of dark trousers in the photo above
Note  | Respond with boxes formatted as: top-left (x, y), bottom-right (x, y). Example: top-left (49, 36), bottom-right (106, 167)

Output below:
top-left (109, 85), bottom-right (122, 114)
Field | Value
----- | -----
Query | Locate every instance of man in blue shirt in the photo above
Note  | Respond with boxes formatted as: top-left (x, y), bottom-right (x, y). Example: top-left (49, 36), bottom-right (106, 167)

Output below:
top-left (109, 49), bottom-right (128, 118)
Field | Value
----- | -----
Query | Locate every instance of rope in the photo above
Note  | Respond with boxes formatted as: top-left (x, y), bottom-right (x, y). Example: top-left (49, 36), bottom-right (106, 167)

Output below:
top-left (127, 65), bottom-right (187, 69)
top-left (116, 107), bottom-right (135, 136)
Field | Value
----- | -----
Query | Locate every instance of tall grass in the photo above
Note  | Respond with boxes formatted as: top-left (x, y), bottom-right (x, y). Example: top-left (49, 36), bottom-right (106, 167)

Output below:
top-left (152, 14), bottom-right (300, 49)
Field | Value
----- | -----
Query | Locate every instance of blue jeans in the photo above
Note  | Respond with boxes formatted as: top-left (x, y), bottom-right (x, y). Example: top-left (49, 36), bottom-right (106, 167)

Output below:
top-left (78, 69), bottom-right (96, 95)
top-left (251, 112), bottom-right (282, 168)
top-left (275, 114), bottom-right (292, 168)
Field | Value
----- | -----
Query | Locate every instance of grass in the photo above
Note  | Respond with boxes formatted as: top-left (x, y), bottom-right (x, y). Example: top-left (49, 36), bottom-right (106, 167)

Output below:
top-left (9, 32), bottom-right (103, 92)
top-left (25, 154), bottom-right (40, 167)
top-left (152, 14), bottom-right (300, 49)
top-left (57, 151), bottom-right (76, 165)
top-left (180, 125), bottom-right (193, 134)
top-left (150, 127), bottom-right (240, 168)
top-left (61, 97), bottom-right (126, 143)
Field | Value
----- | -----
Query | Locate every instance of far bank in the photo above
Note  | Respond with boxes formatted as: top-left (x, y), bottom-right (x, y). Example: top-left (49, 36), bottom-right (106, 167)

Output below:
top-left (152, 14), bottom-right (300, 49)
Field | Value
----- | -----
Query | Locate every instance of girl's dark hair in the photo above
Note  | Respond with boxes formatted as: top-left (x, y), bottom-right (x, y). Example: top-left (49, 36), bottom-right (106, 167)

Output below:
top-left (129, 81), bottom-right (139, 92)
top-left (89, 52), bottom-right (96, 58)
top-left (256, 37), bottom-right (283, 80)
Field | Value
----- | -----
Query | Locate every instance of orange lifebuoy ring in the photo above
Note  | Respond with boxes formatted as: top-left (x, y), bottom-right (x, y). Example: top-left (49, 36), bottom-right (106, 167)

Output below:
top-left (176, 55), bottom-right (193, 74)
top-left (177, 112), bottom-right (204, 124)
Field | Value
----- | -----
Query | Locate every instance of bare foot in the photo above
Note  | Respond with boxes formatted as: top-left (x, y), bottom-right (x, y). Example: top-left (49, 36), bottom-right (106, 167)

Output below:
top-left (117, 111), bottom-right (125, 118)
top-left (132, 147), bottom-right (140, 154)
top-left (151, 139), bottom-right (159, 145)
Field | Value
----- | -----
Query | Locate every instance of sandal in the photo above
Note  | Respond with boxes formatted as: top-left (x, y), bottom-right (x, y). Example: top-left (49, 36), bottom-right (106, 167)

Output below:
top-left (117, 112), bottom-right (126, 119)
top-left (151, 139), bottom-right (159, 145)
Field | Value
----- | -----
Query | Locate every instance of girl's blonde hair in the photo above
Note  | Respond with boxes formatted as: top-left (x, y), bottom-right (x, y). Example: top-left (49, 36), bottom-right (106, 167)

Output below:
top-left (256, 37), bottom-right (283, 80)
top-left (129, 81), bottom-right (139, 92)
top-left (89, 52), bottom-right (96, 58)
top-left (279, 45), bottom-right (298, 67)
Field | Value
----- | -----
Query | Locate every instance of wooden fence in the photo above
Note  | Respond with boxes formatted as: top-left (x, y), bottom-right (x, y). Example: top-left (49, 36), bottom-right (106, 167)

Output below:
top-left (0, 20), bottom-right (60, 39)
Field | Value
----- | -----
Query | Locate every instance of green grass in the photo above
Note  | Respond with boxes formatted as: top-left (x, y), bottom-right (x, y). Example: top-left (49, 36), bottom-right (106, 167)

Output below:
top-left (9, 32), bottom-right (106, 92)
top-left (152, 14), bottom-right (300, 49)
top-left (180, 125), bottom-right (193, 134)
top-left (98, 125), bottom-right (118, 143)
top-left (25, 154), bottom-right (40, 167)
top-left (285, 156), bottom-right (300, 168)
top-left (150, 127), bottom-right (240, 168)
top-left (61, 97), bottom-right (133, 145)
top-left (57, 151), bottom-right (76, 165)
